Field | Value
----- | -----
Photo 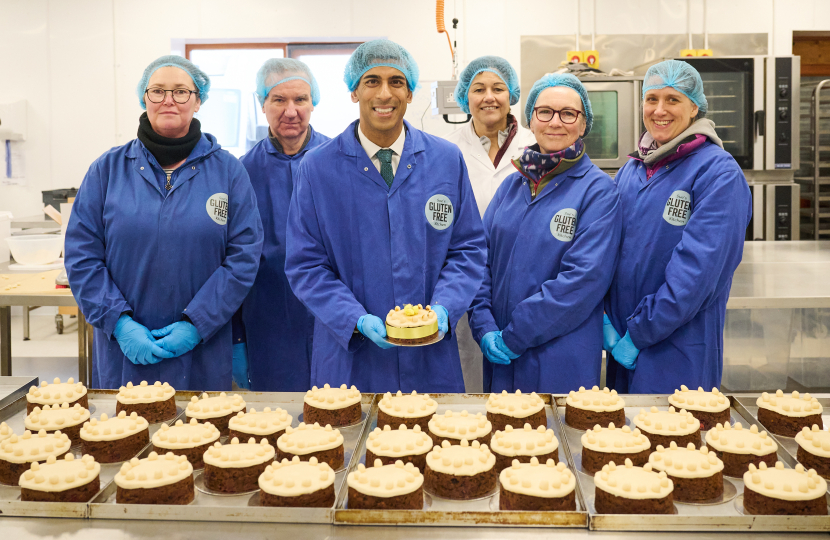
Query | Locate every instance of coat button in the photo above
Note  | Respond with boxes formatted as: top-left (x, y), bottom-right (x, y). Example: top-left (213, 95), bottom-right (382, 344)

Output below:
top-left (364, 167), bottom-right (368, 172)
top-left (192, 166), bottom-right (195, 170)
top-left (140, 167), bottom-right (144, 170)
top-left (407, 164), bottom-right (412, 169)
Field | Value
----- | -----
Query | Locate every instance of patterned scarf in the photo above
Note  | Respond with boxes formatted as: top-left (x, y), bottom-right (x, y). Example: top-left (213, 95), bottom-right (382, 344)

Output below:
top-left (516, 139), bottom-right (584, 184)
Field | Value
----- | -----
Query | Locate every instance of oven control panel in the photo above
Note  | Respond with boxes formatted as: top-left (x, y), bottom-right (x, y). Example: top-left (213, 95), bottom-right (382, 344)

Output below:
top-left (774, 57), bottom-right (793, 169)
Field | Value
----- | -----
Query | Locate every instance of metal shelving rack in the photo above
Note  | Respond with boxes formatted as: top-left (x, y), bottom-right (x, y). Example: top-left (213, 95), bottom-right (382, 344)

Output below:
top-left (797, 78), bottom-right (830, 239)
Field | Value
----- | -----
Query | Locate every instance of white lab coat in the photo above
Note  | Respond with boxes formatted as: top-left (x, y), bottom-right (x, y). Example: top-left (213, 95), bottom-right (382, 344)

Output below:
top-left (444, 119), bottom-right (536, 392)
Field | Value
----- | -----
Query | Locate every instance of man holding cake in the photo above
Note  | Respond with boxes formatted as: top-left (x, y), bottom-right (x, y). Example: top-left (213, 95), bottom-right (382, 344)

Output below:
top-left (285, 39), bottom-right (486, 393)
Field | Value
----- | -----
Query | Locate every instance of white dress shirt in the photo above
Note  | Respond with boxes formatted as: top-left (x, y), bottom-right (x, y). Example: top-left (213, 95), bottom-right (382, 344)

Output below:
top-left (357, 123), bottom-right (406, 175)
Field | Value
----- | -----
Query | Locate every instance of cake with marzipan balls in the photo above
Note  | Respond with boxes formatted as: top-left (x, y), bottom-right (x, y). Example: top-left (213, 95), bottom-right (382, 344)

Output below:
top-left (276, 422), bottom-right (345, 470)
top-left (648, 442), bottom-right (724, 501)
top-left (185, 392), bottom-right (246, 435)
top-left (258, 456), bottom-right (336, 507)
top-left (424, 439), bottom-right (497, 500)
top-left (668, 386), bottom-right (730, 430)
top-left (303, 384), bottom-right (362, 427)
top-left (580, 423), bottom-right (651, 474)
top-left (0, 430), bottom-right (72, 486)
top-left (743, 462), bottom-right (827, 515)
top-left (228, 407), bottom-right (292, 449)
top-left (151, 418), bottom-right (220, 469)
top-left (565, 386), bottom-right (625, 430)
top-left (19, 454), bottom-right (100, 502)
top-left (26, 378), bottom-right (87, 414)
top-left (490, 423), bottom-right (559, 473)
top-left (377, 391), bottom-right (437, 431)
top-left (25, 403), bottom-right (90, 444)
top-left (203, 437), bottom-right (276, 493)
top-left (114, 451), bottom-right (194, 505)
top-left (499, 457), bottom-right (576, 511)
top-left (365, 424), bottom-right (432, 472)
top-left (428, 410), bottom-right (492, 446)
top-left (385, 304), bottom-right (438, 345)
top-left (633, 406), bottom-right (701, 450)
top-left (594, 459), bottom-right (674, 514)
top-left (347, 458), bottom-right (424, 509)
top-left (0, 422), bottom-right (12, 444)
top-left (80, 411), bottom-right (150, 464)
top-left (116, 381), bottom-right (176, 423)
top-left (704, 422), bottom-right (777, 477)
top-left (486, 390), bottom-right (546, 432)
top-left (795, 425), bottom-right (830, 480)
top-left (756, 390), bottom-right (823, 437)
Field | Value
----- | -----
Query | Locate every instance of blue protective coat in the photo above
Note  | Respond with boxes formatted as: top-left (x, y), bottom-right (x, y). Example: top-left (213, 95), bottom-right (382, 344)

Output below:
top-left (605, 141), bottom-right (751, 393)
top-left (468, 155), bottom-right (622, 393)
top-left (238, 128), bottom-right (330, 391)
top-left (65, 134), bottom-right (263, 390)
top-left (285, 120), bottom-right (487, 393)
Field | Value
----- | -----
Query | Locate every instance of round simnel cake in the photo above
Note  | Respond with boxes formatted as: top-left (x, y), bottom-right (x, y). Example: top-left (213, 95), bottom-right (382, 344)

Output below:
top-left (756, 390), bottom-right (823, 437)
top-left (24, 403), bottom-right (90, 444)
top-left (276, 422), bottom-right (345, 470)
top-left (795, 425), bottom-right (830, 480)
top-left (633, 407), bottom-right (701, 450)
top-left (489, 423), bottom-right (559, 472)
top-left (258, 456), bottom-right (336, 508)
top-left (303, 384), bottom-right (362, 427)
top-left (19, 454), bottom-right (101, 502)
top-left (486, 390), bottom-right (546, 432)
top-left (580, 423), bottom-right (651, 474)
top-left (648, 442), bottom-right (724, 501)
top-left (114, 451), bottom-right (194, 505)
top-left (347, 459), bottom-right (424, 509)
top-left (704, 422), bottom-right (777, 477)
top-left (385, 304), bottom-right (439, 345)
top-left (203, 437), bottom-right (276, 493)
top-left (424, 439), bottom-right (497, 500)
top-left (668, 386), bottom-right (730, 430)
top-left (743, 462), bottom-right (827, 515)
top-left (565, 386), bottom-right (625, 430)
top-left (116, 381), bottom-right (177, 423)
top-left (428, 410), bottom-right (492, 446)
top-left (0, 430), bottom-right (72, 485)
top-left (26, 378), bottom-right (88, 414)
top-left (229, 407), bottom-right (292, 448)
top-left (152, 418), bottom-right (221, 469)
top-left (499, 457), bottom-right (576, 511)
top-left (377, 391), bottom-right (437, 431)
top-left (594, 459), bottom-right (674, 514)
top-left (80, 411), bottom-right (150, 464)
top-left (365, 424), bottom-right (433, 472)
top-left (185, 392), bottom-right (246, 435)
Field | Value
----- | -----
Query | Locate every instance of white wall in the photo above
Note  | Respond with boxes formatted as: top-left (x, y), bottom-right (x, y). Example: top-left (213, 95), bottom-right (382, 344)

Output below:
top-left (1, 0), bottom-right (829, 216)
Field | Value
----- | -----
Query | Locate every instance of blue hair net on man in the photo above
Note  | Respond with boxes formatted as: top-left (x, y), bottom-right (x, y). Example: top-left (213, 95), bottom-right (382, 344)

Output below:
top-left (256, 58), bottom-right (321, 107)
top-left (454, 55), bottom-right (521, 115)
top-left (343, 39), bottom-right (419, 92)
top-left (523, 73), bottom-right (593, 135)
top-left (642, 60), bottom-right (708, 116)
top-left (135, 55), bottom-right (211, 110)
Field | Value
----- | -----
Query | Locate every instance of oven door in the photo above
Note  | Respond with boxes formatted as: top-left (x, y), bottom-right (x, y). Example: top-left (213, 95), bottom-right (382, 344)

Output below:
top-left (581, 81), bottom-right (641, 171)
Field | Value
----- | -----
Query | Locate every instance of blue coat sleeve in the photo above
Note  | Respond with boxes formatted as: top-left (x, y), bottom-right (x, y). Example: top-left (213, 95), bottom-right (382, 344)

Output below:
top-left (626, 168), bottom-right (750, 349)
top-left (501, 177), bottom-right (622, 356)
top-left (284, 160), bottom-right (368, 352)
top-left (65, 161), bottom-right (133, 338)
top-left (184, 160), bottom-right (263, 342)
top-left (428, 154), bottom-right (487, 330)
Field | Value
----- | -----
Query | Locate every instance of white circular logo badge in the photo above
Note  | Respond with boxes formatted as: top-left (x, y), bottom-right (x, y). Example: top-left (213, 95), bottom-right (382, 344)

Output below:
top-left (206, 193), bottom-right (229, 225)
top-left (550, 208), bottom-right (578, 242)
top-left (425, 194), bottom-right (454, 230)
top-left (663, 190), bottom-right (691, 226)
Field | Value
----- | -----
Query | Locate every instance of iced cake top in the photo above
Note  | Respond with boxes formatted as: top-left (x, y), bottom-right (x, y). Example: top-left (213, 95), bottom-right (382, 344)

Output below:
top-left (152, 418), bottom-right (220, 449)
top-left (229, 407), bottom-right (292, 436)
top-left (276, 422), bottom-right (343, 455)
top-left (704, 422), bottom-right (777, 456)
top-left (500, 457), bottom-right (575, 498)
top-left (19, 454), bottom-right (99, 492)
top-left (117, 381), bottom-right (175, 405)
top-left (80, 411), bottom-right (149, 442)
top-left (593, 459), bottom-right (673, 500)
top-left (486, 390), bottom-right (545, 418)
top-left (259, 456), bottom-right (335, 497)
top-left (668, 386), bottom-right (729, 413)
top-left (186, 392), bottom-right (246, 419)
top-left (633, 406), bottom-right (700, 436)
top-left (25, 403), bottom-right (90, 432)
top-left (581, 423), bottom-right (651, 454)
top-left (490, 423), bottom-right (559, 457)
top-left (757, 390), bottom-right (822, 418)
top-left (426, 439), bottom-right (495, 476)
top-left (743, 462), bottom-right (827, 501)
top-left (648, 442), bottom-right (724, 479)
top-left (378, 391), bottom-right (437, 419)
top-left (366, 424), bottom-right (432, 457)
top-left (114, 451), bottom-right (192, 489)
top-left (566, 386), bottom-right (624, 412)
top-left (304, 384), bottom-right (361, 411)
top-left (27, 378), bottom-right (86, 406)
top-left (348, 459), bottom-right (423, 497)
top-left (428, 410), bottom-right (492, 440)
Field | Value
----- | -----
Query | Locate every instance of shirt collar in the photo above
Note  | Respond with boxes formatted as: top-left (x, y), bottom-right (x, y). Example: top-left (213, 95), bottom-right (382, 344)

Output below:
top-left (357, 123), bottom-right (406, 159)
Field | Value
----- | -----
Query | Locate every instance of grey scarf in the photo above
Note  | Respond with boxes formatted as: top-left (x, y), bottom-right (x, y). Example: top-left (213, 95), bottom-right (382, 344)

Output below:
top-left (638, 118), bottom-right (724, 165)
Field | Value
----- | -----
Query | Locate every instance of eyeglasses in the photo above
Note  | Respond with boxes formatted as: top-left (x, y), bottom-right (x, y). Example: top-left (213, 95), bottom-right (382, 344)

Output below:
top-left (533, 107), bottom-right (582, 124)
top-left (145, 88), bottom-right (199, 104)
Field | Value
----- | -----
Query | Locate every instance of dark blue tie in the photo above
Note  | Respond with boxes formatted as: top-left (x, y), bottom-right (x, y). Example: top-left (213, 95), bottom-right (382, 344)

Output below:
top-left (376, 149), bottom-right (394, 187)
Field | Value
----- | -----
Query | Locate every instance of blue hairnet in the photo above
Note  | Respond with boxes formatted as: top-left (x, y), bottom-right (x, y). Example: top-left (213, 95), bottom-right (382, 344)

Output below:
top-left (642, 60), bottom-right (708, 116)
top-left (256, 58), bottom-right (321, 107)
top-left (523, 73), bottom-right (593, 136)
top-left (454, 56), bottom-right (520, 114)
top-left (136, 55), bottom-right (211, 110)
top-left (343, 39), bottom-right (419, 92)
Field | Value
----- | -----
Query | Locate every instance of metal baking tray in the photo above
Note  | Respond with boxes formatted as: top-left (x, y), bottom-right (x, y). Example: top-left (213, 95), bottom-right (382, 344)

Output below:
top-left (555, 394), bottom-right (830, 531)
top-left (88, 391), bottom-right (373, 523)
top-left (334, 393), bottom-right (588, 527)
top-left (0, 376), bottom-right (38, 410)
top-left (0, 388), bottom-right (187, 518)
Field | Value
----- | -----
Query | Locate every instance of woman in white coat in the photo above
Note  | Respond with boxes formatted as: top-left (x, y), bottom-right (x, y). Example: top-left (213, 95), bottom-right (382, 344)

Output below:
top-left (444, 56), bottom-right (535, 392)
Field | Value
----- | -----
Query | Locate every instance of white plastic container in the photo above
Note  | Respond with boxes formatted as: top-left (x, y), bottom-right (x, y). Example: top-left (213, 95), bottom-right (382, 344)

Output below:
top-left (5, 234), bottom-right (63, 265)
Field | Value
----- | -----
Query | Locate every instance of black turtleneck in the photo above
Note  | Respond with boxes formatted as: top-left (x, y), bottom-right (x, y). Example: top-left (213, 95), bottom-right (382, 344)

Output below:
top-left (137, 112), bottom-right (202, 167)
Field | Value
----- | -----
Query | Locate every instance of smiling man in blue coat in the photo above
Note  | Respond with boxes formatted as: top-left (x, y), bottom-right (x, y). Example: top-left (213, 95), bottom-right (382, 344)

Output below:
top-left (285, 40), bottom-right (487, 393)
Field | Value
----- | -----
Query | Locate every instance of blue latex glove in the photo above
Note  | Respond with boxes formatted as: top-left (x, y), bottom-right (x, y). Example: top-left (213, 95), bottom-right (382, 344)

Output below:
top-left (432, 305), bottom-right (449, 334)
top-left (480, 331), bottom-right (511, 365)
top-left (611, 331), bottom-right (640, 370)
top-left (113, 314), bottom-right (175, 366)
top-left (357, 314), bottom-right (397, 349)
top-left (494, 331), bottom-right (521, 360)
top-left (232, 343), bottom-right (251, 390)
top-left (151, 321), bottom-right (202, 357)
top-left (603, 314), bottom-right (621, 352)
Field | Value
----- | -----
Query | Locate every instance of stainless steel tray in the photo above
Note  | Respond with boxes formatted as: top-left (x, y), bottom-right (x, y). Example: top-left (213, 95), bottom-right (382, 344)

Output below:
top-left (334, 393), bottom-right (588, 527)
top-left (88, 391), bottom-right (373, 523)
top-left (0, 376), bottom-right (38, 410)
top-left (555, 394), bottom-right (830, 531)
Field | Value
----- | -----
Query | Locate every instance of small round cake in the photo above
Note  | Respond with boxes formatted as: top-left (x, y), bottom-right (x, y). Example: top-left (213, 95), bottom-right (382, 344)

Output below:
top-left (377, 391), bottom-right (437, 431)
top-left (743, 462), bottom-right (828, 515)
top-left (185, 392), bottom-right (246, 435)
top-left (427, 410), bottom-right (492, 446)
top-left (385, 304), bottom-right (439, 345)
top-left (80, 411), bottom-right (150, 464)
top-left (0, 422), bottom-right (12, 444)
top-left (26, 378), bottom-right (88, 414)
top-left (203, 437), bottom-right (276, 494)
top-left (303, 384), bottom-right (362, 427)
top-left (499, 457), bottom-right (576, 511)
top-left (705, 422), bottom-right (777, 477)
top-left (668, 386), bottom-right (730, 430)
top-left (25, 403), bottom-right (90, 444)
top-left (594, 459), bottom-right (674, 514)
top-left (365, 424), bottom-right (433, 472)
top-left (424, 439), bottom-right (497, 500)
top-left (648, 442), bottom-right (724, 502)
top-left (633, 407), bottom-right (701, 450)
top-left (565, 386), bottom-right (625, 430)
top-left (486, 390), bottom-right (546, 432)
top-left (490, 423), bottom-right (559, 473)
top-left (19, 454), bottom-right (100, 502)
top-left (114, 451), bottom-right (194, 505)
top-left (580, 423), bottom-right (651, 474)
top-left (116, 381), bottom-right (177, 423)
top-left (228, 407), bottom-right (292, 448)
top-left (795, 425), bottom-right (830, 480)
top-left (757, 390), bottom-right (823, 437)
top-left (276, 422), bottom-right (345, 470)
top-left (0, 430), bottom-right (72, 485)
top-left (258, 456), bottom-right (336, 508)
top-left (347, 459), bottom-right (424, 509)
top-left (152, 419), bottom-right (221, 469)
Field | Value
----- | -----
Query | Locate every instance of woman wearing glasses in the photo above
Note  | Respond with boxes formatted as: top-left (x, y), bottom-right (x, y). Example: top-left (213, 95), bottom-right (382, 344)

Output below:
top-left (65, 55), bottom-right (263, 390)
top-left (468, 73), bottom-right (621, 393)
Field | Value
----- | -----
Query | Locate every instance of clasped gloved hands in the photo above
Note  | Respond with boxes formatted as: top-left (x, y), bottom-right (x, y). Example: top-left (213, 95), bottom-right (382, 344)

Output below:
top-left (480, 331), bottom-right (520, 365)
top-left (232, 343), bottom-right (251, 390)
top-left (603, 314), bottom-right (621, 352)
top-left (151, 321), bottom-right (202, 357)
top-left (611, 331), bottom-right (640, 370)
top-left (113, 314), bottom-right (175, 366)
top-left (431, 305), bottom-right (449, 334)
top-left (357, 314), bottom-right (397, 349)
